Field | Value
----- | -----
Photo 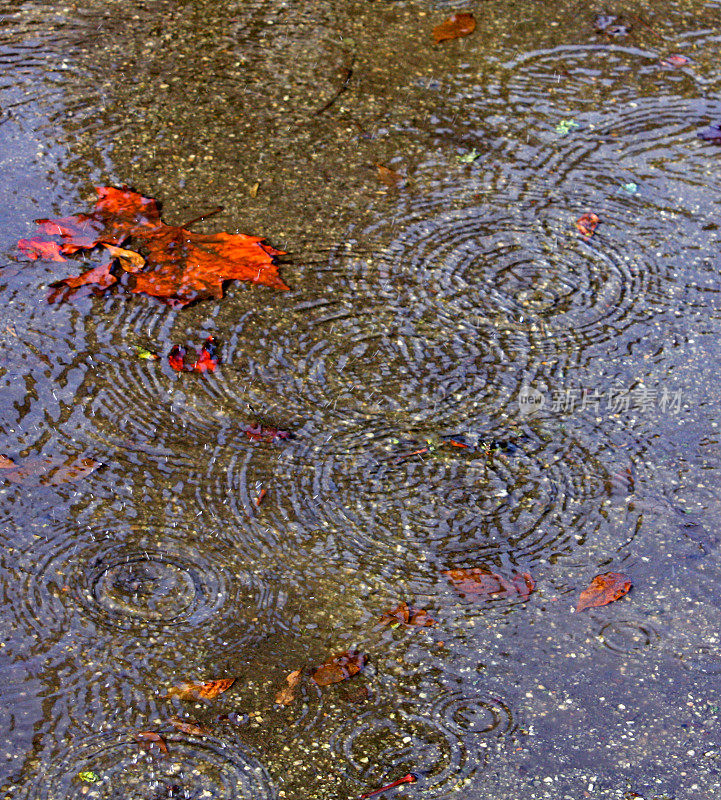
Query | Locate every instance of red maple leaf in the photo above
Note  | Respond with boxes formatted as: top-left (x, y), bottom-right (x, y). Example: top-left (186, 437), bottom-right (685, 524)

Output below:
top-left (18, 187), bottom-right (288, 306)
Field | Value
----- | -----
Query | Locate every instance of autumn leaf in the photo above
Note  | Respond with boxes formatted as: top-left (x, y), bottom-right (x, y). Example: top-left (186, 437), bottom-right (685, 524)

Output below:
top-left (378, 602), bottom-right (436, 628)
top-left (444, 568), bottom-right (535, 600)
top-left (134, 731), bottom-right (169, 755)
top-left (376, 164), bottom-right (402, 189)
top-left (168, 716), bottom-right (209, 735)
top-left (18, 186), bottom-right (288, 307)
top-left (432, 12), bottom-right (476, 43)
top-left (242, 424), bottom-right (291, 443)
top-left (166, 678), bottom-right (235, 702)
top-left (312, 652), bottom-right (366, 687)
top-left (0, 455), bottom-right (16, 468)
top-left (168, 337), bottom-right (219, 373)
top-left (1, 455), bottom-right (101, 485)
top-left (576, 212), bottom-right (600, 239)
top-left (576, 572), bottom-right (632, 612)
top-left (275, 669), bottom-right (303, 706)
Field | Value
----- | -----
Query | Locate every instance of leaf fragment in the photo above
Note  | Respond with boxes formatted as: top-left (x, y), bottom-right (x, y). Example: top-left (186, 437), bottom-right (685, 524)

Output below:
top-left (660, 54), bottom-right (690, 67)
top-left (275, 669), bottom-right (303, 706)
top-left (134, 731), bottom-right (169, 755)
top-left (166, 678), bottom-right (236, 702)
top-left (432, 12), bottom-right (476, 43)
top-left (242, 424), bottom-right (291, 443)
top-left (576, 212), bottom-right (600, 239)
top-left (78, 771), bottom-right (100, 783)
top-left (168, 715), bottom-right (209, 735)
top-left (444, 568), bottom-right (535, 600)
top-left (1, 455), bottom-right (101, 485)
top-left (376, 164), bottom-right (402, 188)
top-left (47, 261), bottom-right (117, 304)
top-left (312, 652), bottom-right (366, 687)
top-left (104, 244), bottom-right (145, 273)
top-left (135, 345), bottom-right (160, 360)
top-left (378, 602), bottom-right (436, 628)
top-left (457, 148), bottom-right (480, 163)
top-left (168, 337), bottom-right (219, 373)
top-left (576, 572), bottom-right (632, 612)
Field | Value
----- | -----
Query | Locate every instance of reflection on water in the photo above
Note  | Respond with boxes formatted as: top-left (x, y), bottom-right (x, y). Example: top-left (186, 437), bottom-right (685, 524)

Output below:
top-left (2, 0), bottom-right (721, 797)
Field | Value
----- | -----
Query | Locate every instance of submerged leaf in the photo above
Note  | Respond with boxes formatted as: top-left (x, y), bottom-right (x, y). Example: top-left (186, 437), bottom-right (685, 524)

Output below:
top-left (168, 716), bottom-right (209, 735)
top-left (376, 164), bottom-right (402, 188)
top-left (166, 678), bottom-right (236, 702)
top-left (378, 602), bottom-right (436, 628)
top-left (1, 455), bottom-right (101, 486)
top-left (78, 771), bottom-right (100, 783)
top-left (576, 572), bottom-right (632, 611)
top-left (313, 652), bottom-right (366, 686)
top-left (242, 424), bottom-right (291, 443)
top-left (134, 731), bottom-right (169, 755)
top-left (445, 568), bottom-right (535, 600)
top-left (275, 669), bottom-right (303, 706)
top-left (576, 212), bottom-right (600, 239)
top-left (432, 12), bottom-right (476, 43)
top-left (555, 119), bottom-right (579, 135)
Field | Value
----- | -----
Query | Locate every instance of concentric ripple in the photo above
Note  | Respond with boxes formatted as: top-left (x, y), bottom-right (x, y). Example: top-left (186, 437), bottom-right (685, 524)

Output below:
top-left (329, 706), bottom-right (473, 796)
top-left (227, 417), bottom-right (617, 579)
top-left (24, 731), bottom-right (274, 800)
top-left (598, 620), bottom-right (658, 655)
top-left (430, 690), bottom-right (515, 738)
top-left (12, 522), bottom-right (284, 652)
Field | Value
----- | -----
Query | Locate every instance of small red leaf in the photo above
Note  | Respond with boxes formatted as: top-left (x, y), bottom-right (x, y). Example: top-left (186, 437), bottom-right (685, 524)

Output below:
top-left (192, 336), bottom-right (218, 373)
top-left (432, 12), bottom-right (476, 43)
top-left (168, 345), bottom-right (186, 372)
top-left (577, 572), bottom-right (632, 611)
top-left (660, 54), bottom-right (690, 67)
top-left (1, 455), bottom-right (101, 485)
top-left (312, 652), bottom-right (366, 687)
top-left (242, 424), bottom-right (291, 443)
top-left (576, 213), bottom-right (600, 239)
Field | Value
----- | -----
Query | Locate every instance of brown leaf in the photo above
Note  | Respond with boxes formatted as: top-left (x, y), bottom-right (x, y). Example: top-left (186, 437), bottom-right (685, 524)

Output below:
top-left (576, 212), bottom-right (600, 239)
top-left (0, 455), bottom-right (16, 468)
top-left (376, 164), bottom-right (402, 188)
top-left (312, 652), bottom-right (366, 687)
top-left (166, 678), bottom-right (236, 702)
top-left (168, 716), bottom-right (209, 736)
top-left (275, 669), bottom-right (303, 706)
top-left (134, 731), bottom-right (169, 755)
top-left (1, 455), bottom-right (101, 486)
top-left (576, 572), bottom-right (632, 612)
top-left (445, 568), bottom-right (535, 600)
top-left (432, 12), bottom-right (476, 43)
top-left (378, 602), bottom-right (436, 628)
